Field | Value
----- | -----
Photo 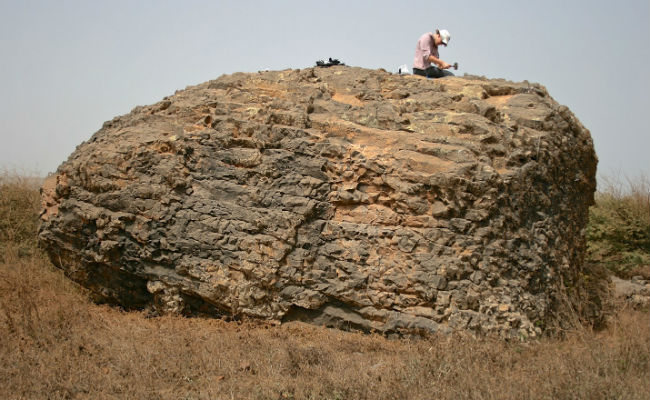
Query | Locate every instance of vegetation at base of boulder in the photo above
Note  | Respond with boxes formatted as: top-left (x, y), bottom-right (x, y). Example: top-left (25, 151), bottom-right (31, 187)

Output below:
top-left (0, 173), bottom-right (42, 261)
top-left (586, 174), bottom-right (650, 279)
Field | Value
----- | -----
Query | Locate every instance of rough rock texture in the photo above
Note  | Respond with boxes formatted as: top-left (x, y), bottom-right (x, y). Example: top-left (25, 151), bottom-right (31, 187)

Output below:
top-left (611, 276), bottom-right (650, 310)
top-left (39, 67), bottom-right (598, 338)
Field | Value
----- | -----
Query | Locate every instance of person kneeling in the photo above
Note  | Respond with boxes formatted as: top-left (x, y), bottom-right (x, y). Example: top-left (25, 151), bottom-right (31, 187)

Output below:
top-left (413, 29), bottom-right (454, 79)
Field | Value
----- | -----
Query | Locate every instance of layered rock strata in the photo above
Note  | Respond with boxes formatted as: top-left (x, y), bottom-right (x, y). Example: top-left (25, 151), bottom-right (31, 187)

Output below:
top-left (39, 67), bottom-right (597, 338)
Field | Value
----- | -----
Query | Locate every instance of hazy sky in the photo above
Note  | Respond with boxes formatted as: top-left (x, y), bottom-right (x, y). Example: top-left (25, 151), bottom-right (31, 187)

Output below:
top-left (1, 0), bottom-right (648, 179)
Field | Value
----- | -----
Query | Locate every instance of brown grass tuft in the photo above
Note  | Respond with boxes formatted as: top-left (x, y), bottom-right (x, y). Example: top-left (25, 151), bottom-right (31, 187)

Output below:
top-left (0, 172), bottom-right (43, 261)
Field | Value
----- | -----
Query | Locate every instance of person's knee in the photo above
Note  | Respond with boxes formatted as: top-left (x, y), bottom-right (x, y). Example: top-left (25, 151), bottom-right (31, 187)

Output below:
top-left (413, 68), bottom-right (427, 77)
top-left (426, 67), bottom-right (443, 78)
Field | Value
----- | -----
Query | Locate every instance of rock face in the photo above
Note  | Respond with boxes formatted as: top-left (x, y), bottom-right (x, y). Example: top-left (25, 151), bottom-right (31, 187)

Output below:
top-left (39, 67), bottom-right (598, 338)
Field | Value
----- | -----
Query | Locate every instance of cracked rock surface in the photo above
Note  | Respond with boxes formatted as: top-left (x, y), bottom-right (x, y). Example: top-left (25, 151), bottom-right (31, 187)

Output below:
top-left (39, 67), bottom-right (598, 338)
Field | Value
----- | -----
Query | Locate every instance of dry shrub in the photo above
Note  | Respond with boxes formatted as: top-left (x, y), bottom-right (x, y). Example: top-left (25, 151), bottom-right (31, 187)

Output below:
top-left (0, 172), bottom-right (43, 261)
top-left (587, 173), bottom-right (650, 279)
top-left (1, 173), bottom-right (648, 399)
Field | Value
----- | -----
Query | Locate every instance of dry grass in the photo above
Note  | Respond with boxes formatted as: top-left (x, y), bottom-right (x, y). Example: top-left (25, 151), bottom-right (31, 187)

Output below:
top-left (1, 173), bottom-right (649, 400)
top-left (1, 252), bottom-right (648, 400)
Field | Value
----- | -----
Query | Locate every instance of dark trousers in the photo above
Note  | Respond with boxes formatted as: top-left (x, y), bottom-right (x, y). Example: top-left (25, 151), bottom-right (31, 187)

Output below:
top-left (413, 66), bottom-right (453, 78)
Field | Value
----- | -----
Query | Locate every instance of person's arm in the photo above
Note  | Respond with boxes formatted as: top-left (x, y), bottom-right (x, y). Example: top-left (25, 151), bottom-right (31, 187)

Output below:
top-left (428, 55), bottom-right (451, 69)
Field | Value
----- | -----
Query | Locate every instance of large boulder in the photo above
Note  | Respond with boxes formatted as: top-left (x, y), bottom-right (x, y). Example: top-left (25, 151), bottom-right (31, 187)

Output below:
top-left (39, 67), bottom-right (598, 338)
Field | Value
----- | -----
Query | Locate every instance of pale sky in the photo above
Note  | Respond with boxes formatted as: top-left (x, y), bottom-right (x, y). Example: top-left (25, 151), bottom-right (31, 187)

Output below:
top-left (1, 0), bottom-right (648, 179)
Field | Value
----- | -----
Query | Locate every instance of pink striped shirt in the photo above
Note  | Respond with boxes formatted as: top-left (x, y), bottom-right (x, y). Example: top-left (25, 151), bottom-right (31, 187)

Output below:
top-left (413, 32), bottom-right (439, 70)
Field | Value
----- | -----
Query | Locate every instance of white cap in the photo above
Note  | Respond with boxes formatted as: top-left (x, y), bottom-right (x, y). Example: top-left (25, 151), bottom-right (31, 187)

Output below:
top-left (439, 29), bottom-right (451, 46)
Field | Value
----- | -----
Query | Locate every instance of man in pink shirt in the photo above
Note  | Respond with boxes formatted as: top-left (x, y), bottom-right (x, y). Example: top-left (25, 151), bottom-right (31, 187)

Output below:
top-left (413, 29), bottom-right (453, 78)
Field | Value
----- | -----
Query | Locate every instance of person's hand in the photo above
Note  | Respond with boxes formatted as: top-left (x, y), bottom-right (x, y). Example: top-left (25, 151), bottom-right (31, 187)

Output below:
top-left (440, 62), bottom-right (452, 70)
